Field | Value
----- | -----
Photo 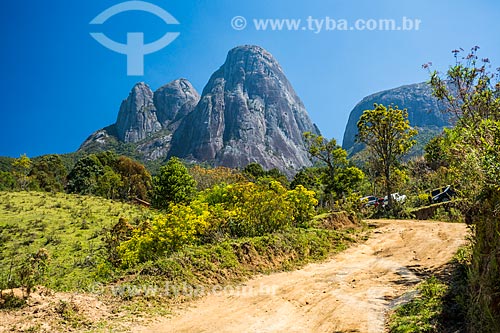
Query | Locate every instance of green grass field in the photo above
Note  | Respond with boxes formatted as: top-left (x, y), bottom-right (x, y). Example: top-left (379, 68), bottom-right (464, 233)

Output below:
top-left (0, 191), bottom-right (147, 291)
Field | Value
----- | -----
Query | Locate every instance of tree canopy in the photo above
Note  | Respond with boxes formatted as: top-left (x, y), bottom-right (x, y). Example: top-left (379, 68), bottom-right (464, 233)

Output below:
top-left (152, 157), bottom-right (197, 209)
top-left (303, 132), bottom-right (364, 201)
top-left (356, 104), bottom-right (417, 205)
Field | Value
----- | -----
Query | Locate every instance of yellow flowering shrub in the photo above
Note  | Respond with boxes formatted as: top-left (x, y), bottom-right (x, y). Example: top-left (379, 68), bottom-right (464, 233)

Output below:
top-left (118, 202), bottom-right (210, 266)
top-left (118, 181), bottom-right (318, 265)
top-left (286, 185), bottom-right (318, 227)
top-left (202, 181), bottom-right (317, 237)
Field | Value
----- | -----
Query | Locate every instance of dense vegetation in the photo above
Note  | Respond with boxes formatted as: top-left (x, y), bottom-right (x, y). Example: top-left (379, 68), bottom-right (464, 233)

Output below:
top-left (118, 181), bottom-right (317, 266)
top-left (423, 47), bottom-right (500, 332)
top-left (390, 46), bottom-right (500, 332)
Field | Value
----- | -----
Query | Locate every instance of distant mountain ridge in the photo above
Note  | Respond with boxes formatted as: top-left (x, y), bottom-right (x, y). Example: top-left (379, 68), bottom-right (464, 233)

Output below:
top-left (80, 45), bottom-right (320, 175)
top-left (79, 78), bottom-right (200, 162)
top-left (80, 48), bottom-right (451, 174)
top-left (342, 82), bottom-right (452, 155)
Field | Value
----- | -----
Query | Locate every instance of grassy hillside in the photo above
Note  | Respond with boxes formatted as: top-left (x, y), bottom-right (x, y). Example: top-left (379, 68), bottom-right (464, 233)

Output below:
top-left (0, 191), bottom-right (148, 291)
top-left (0, 191), bottom-right (362, 295)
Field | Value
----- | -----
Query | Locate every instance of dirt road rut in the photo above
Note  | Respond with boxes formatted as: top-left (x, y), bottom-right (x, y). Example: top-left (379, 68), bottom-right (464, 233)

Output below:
top-left (140, 220), bottom-right (467, 333)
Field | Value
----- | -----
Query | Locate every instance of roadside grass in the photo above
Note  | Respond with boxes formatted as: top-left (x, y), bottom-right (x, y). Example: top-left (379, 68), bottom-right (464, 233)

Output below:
top-left (388, 246), bottom-right (470, 333)
top-left (389, 277), bottom-right (448, 333)
top-left (110, 226), bottom-right (358, 300)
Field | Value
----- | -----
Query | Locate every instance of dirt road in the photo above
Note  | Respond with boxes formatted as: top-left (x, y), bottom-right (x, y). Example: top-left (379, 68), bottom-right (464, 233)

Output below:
top-left (139, 220), bottom-right (467, 333)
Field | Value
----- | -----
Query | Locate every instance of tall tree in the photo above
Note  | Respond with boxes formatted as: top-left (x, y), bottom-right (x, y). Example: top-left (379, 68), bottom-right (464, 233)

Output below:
top-left (303, 132), bottom-right (364, 200)
top-left (67, 152), bottom-right (152, 201)
top-left (30, 155), bottom-right (67, 192)
top-left (152, 157), bottom-right (197, 209)
top-left (66, 155), bottom-right (104, 194)
top-left (115, 156), bottom-right (152, 201)
top-left (12, 154), bottom-right (32, 190)
top-left (242, 163), bottom-right (266, 182)
top-left (356, 104), bottom-right (417, 206)
top-left (426, 46), bottom-right (500, 125)
top-left (0, 171), bottom-right (16, 190)
top-left (95, 166), bottom-right (123, 199)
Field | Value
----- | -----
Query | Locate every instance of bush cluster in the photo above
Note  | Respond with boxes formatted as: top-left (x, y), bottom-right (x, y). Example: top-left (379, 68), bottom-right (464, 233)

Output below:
top-left (117, 181), bottom-right (317, 266)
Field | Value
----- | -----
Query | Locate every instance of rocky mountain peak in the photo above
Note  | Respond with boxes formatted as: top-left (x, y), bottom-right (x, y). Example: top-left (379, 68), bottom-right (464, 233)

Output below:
top-left (222, 45), bottom-right (283, 78)
top-left (154, 78), bottom-right (200, 128)
top-left (342, 82), bottom-right (451, 155)
top-left (115, 82), bottom-right (161, 143)
top-left (169, 45), bottom-right (320, 175)
top-left (80, 45), bottom-right (320, 175)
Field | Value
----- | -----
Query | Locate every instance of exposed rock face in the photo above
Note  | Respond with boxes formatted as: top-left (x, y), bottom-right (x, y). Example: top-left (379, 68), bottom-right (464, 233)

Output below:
top-left (115, 82), bottom-right (161, 143)
top-left (80, 79), bottom-right (200, 160)
top-left (80, 45), bottom-right (320, 175)
top-left (169, 45), bottom-right (320, 174)
top-left (342, 82), bottom-right (451, 153)
top-left (154, 78), bottom-right (200, 129)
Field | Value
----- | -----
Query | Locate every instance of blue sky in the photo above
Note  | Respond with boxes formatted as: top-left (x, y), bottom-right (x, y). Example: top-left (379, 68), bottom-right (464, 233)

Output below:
top-left (0, 0), bottom-right (499, 158)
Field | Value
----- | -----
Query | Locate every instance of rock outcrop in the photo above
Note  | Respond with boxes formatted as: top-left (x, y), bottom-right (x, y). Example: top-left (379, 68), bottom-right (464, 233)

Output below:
top-left (342, 82), bottom-right (451, 154)
top-left (115, 82), bottom-right (161, 143)
top-left (80, 45), bottom-right (320, 175)
top-left (154, 78), bottom-right (200, 129)
top-left (80, 79), bottom-right (200, 160)
top-left (169, 45), bottom-right (320, 174)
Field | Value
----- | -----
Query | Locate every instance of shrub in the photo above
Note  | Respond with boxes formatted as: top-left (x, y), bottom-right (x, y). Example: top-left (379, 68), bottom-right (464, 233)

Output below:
top-left (209, 181), bottom-right (316, 237)
top-left (224, 181), bottom-right (289, 237)
top-left (286, 185), bottom-right (318, 227)
top-left (189, 165), bottom-right (245, 191)
top-left (103, 217), bottom-right (135, 266)
top-left (118, 203), bottom-right (210, 266)
top-left (15, 248), bottom-right (50, 297)
top-left (117, 181), bottom-right (318, 265)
